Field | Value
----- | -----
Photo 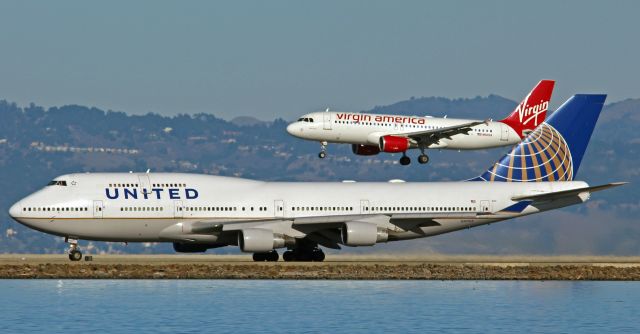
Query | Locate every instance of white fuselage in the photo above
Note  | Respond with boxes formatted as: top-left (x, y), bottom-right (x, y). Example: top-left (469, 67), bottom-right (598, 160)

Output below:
top-left (286, 111), bottom-right (521, 149)
top-left (9, 172), bottom-right (589, 249)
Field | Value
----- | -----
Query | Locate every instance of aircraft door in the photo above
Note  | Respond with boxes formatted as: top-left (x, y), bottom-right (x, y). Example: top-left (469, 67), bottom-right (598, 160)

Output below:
top-left (480, 200), bottom-right (491, 213)
top-left (500, 123), bottom-right (509, 141)
top-left (360, 200), bottom-right (369, 214)
top-left (274, 200), bottom-right (284, 218)
top-left (93, 200), bottom-right (103, 218)
top-left (138, 174), bottom-right (151, 196)
top-left (174, 200), bottom-right (184, 218)
top-left (323, 113), bottom-right (332, 130)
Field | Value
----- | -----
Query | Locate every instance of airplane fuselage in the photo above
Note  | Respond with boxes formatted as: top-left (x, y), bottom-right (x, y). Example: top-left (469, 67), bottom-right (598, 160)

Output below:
top-left (287, 111), bottom-right (522, 149)
top-left (10, 172), bottom-right (589, 247)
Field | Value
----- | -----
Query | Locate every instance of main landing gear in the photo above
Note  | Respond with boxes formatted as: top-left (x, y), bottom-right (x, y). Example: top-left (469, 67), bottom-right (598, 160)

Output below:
top-left (283, 248), bottom-right (325, 262)
top-left (66, 237), bottom-right (82, 261)
top-left (418, 146), bottom-right (430, 165)
top-left (252, 250), bottom-right (279, 262)
top-left (399, 150), bottom-right (429, 166)
top-left (251, 248), bottom-right (326, 262)
top-left (318, 141), bottom-right (328, 159)
top-left (283, 238), bottom-right (326, 262)
top-left (252, 239), bottom-right (326, 262)
top-left (399, 153), bottom-right (411, 166)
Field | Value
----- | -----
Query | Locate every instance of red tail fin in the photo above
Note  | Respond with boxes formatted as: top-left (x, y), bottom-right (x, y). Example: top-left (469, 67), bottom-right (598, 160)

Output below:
top-left (499, 80), bottom-right (555, 138)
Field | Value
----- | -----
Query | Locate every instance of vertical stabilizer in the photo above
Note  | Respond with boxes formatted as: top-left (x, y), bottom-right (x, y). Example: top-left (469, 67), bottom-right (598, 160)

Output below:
top-left (473, 94), bottom-right (606, 182)
top-left (500, 80), bottom-right (555, 138)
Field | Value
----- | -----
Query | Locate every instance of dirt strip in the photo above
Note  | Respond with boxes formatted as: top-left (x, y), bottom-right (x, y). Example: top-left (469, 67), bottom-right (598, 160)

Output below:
top-left (2, 263), bottom-right (640, 280)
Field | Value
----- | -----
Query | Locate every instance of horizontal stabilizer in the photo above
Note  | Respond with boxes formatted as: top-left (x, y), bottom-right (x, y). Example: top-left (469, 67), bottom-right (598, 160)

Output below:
top-left (511, 182), bottom-right (628, 202)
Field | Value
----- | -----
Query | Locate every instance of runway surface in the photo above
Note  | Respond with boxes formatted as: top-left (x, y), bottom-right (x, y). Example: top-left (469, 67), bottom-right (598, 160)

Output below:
top-left (1, 254), bottom-right (640, 280)
top-left (2, 254), bottom-right (640, 266)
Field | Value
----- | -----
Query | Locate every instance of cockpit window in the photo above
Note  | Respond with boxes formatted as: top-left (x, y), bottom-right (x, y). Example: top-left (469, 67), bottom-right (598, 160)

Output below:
top-left (47, 180), bottom-right (67, 186)
top-left (299, 117), bottom-right (315, 123)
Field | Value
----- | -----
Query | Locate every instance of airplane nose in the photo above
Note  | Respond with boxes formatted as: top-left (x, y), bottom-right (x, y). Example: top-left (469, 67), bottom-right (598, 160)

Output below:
top-left (9, 202), bottom-right (21, 219)
top-left (286, 123), bottom-right (299, 136)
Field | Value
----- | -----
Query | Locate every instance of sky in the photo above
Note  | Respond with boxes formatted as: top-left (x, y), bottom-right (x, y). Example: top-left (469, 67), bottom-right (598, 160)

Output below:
top-left (0, 1), bottom-right (638, 120)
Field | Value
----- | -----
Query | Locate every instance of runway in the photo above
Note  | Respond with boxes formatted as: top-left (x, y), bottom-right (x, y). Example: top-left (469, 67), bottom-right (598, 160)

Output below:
top-left (2, 254), bottom-right (640, 265)
top-left (1, 254), bottom-right (639, 280)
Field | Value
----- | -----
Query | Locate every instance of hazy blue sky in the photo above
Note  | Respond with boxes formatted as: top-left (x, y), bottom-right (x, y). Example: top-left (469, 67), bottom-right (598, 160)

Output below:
top-left (0, 1), bottom-right (638, 120)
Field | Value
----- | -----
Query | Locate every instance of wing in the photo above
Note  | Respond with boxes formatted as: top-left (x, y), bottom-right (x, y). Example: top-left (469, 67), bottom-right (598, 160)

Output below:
top-left (393, 120), bottom-right (488, 147)
top-left (168, 212), bottom-right (481, 249)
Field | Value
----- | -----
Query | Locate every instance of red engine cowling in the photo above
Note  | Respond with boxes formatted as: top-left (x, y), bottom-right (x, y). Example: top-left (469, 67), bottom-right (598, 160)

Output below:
top-left (351, 144), bottom-right (380, 156)
top-left (379, 135), bottom-right (409, 153)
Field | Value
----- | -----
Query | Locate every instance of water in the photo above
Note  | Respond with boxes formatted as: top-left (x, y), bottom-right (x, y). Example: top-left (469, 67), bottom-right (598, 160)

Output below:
top-left (0, 280), bottom-right (638, 333)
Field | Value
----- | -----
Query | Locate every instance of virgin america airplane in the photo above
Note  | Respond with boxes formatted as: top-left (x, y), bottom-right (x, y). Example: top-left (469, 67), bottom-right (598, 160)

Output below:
top-left (287, 80), bottom-right (555, 165)
top-left (9, 94), bottom-right (623, 261)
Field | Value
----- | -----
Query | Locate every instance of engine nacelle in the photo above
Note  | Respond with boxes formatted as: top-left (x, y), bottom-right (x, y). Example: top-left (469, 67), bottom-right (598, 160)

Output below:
top-left (173, 243), bottom-right (210, 253)
top-left (341, 221), bottom-right (389, 247)
top-left (238, 228), bottom-right (288, 253)
top-left (352, 144), bottom-right (380, 156)
top-left (379, 135), bottom-right (410, 153)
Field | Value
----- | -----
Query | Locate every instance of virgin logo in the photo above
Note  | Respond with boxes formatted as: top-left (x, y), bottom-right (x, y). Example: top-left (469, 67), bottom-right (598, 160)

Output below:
top-left (516, 98), bottom-right (549, 126)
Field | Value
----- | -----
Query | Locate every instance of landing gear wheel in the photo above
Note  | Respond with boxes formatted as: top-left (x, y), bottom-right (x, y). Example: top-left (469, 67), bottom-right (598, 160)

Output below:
top-left (283, 251), bottom-right (295, 262)
top-left (266, 250), bottom-right (279, 262)
top-left (253, 251), bottom-right (279, 262)
top-left (312, 250), bottom-right (325, 262)
top-left (399, 155), bottom-right (411, 166)
top-left (318, 141), bottom-right (328, 159)
top-left (68, 250), bottom-right (82, 261)
top-left (65, 237), bottom-right (82, 262)
top-left (418, 154), bottom-right (429, 164)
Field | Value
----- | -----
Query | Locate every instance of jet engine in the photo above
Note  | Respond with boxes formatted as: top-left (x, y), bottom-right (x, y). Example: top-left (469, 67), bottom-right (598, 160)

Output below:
top-left (378, 135), bottom-right (410, 153)
top-left (238, 228), bottom-right (290, 253)
top-left (341, 221), bottom-right (389, 246)
top-left (351, 144), bottom-right (381, 156)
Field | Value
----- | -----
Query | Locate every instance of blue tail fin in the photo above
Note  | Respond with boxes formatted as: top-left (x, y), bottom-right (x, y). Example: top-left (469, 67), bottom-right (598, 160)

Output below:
top-left (472, 94), bottom-right (606, 182)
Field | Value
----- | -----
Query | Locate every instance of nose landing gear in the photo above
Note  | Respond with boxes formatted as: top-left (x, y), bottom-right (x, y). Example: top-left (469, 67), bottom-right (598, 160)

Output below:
top-left (318, 141), bottom-right (328, 159)
top-left (66, 237), bottom-right (82, 261)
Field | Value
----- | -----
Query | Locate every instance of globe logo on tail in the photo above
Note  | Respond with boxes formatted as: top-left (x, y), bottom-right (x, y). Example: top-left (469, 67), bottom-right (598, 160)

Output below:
top-left (480, 123), bottom-right (573, 182)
